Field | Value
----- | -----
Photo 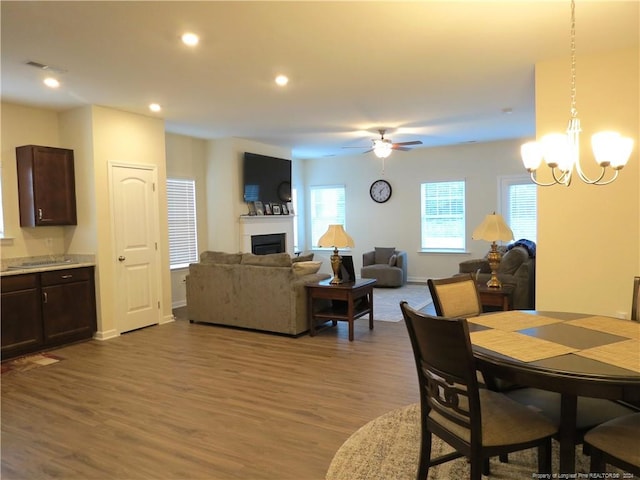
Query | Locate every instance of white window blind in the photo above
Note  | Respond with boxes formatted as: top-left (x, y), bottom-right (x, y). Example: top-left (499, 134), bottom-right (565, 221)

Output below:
top-left (310, 185), bottom-right (346, 248)
top-left (420, 180), bottom-right (466, 251)
top-left (167, 178), bottom-right (198, 269)
top-left (500, 175), bottom-right (537, 243)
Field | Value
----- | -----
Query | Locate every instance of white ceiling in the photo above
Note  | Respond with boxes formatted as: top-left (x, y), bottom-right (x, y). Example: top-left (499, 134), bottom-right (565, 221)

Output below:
top-left (1, 1), bottom-right (638, 159)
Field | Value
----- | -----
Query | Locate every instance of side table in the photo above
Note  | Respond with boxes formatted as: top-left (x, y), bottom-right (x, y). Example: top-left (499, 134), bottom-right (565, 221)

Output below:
top-left (306, 278), bottom-right (376, 341)
top-left (476, 283), bottom-right (514, 311)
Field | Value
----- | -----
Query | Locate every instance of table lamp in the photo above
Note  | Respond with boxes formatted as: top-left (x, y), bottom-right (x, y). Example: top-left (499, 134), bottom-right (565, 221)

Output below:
top-left (471, 213), bottom-right (514, 288)
top-left (317, 224), bottom-right (355, 284)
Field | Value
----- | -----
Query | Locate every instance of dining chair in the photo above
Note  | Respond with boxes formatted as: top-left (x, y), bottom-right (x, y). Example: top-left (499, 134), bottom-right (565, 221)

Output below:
top-left (583, 412), bottom-right (640, 476)
top-left (399, 302), bottom-right (557, 480)
top-left (427, 273), bottom-right (482, 318)
top-left (632, 276), bottom-right (640, 321)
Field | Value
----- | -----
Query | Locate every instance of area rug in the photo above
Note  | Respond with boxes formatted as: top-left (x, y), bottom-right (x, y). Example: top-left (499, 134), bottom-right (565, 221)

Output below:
top-left (1, 353), bottom-right (63, 375)
top-left (326, 403), bottom-right (595, 480)
top-left (374, 283), bottom-right (432, 322)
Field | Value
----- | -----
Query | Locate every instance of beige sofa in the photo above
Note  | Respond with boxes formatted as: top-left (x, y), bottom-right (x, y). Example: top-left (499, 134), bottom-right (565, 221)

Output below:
top-left (186, 251), bottom-right (330, 335)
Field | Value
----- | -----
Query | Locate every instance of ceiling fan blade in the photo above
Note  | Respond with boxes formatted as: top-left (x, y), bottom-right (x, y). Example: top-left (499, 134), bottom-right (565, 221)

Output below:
top-left (362, 149), bottom-right (373, 154)
top-left (393, 140), bottom-right (423, 147)
top-left (392, 146), bottom-right (411, 151)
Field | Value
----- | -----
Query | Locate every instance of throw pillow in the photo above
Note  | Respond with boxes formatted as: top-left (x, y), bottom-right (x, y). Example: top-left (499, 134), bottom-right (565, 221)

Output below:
top-left (374, 247), bottom-right (396, 265)
top-left (388, 254), bottom-right (397, 267)
top-left (292, 253), bottom-right (314, 263)
top-left (241, 252), bottom-right (293, 267)
top-left (498, 246), bottom-right (528, 274)
top-left (292, 261), bottom-right (322, 276)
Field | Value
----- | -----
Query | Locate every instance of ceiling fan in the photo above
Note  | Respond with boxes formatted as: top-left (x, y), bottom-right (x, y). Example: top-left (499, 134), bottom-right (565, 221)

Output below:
top-left (343, 129), bottom-right (423, 158)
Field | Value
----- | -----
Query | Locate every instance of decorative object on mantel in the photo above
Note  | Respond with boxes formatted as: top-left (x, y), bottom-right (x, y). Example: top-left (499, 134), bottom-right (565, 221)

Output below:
top-left (472, 213), bottom-right (514, 288)
top-left (520, 0), bottom-right (633, 187)
top-left (318, 224), bottom-right (355, 284)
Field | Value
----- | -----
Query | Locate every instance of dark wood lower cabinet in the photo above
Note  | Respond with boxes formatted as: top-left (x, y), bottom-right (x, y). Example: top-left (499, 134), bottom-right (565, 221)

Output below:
top-left (1, 274), bottom-right (43, 359)
top-left (1, 267), bottom-right (96, 360)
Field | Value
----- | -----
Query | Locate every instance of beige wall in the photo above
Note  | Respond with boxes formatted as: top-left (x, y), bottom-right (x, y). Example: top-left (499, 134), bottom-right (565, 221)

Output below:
top-left (1, 103), bottom-right (173, 337)
top-left (165, 133), bottom-right (208, 308)
top-left (1, 103), bottom-right (66, 256)
top-left (303, 138), bottom-right (528, 280)
top-left (535, 48), bottom-right (639, 318)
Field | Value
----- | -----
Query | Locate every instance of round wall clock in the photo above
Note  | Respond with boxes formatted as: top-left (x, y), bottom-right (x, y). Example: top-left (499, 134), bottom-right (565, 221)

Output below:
top-left (370, 179), bottom-right (392, 203)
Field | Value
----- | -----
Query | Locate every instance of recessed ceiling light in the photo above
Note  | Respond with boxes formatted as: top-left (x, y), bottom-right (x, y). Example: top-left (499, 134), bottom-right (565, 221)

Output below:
top-left (149, 103), bottom-right (161, 112)
top-left (275, 75), bottom-right (289, 87)
top-left (181, 32), bottom-right (199, 46)
top-left (43, 77), bottom-right (60, 88)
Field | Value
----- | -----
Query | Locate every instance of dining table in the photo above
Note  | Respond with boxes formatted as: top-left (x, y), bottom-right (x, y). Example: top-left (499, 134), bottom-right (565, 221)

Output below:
top-left (467, 310), bottom-right (640, 474)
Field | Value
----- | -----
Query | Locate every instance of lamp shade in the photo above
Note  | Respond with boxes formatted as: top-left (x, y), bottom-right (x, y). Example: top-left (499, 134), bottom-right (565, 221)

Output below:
top-left (317, 224), bottom-right (355, 248)
top-left (472, 213), bottom-right (514, 242)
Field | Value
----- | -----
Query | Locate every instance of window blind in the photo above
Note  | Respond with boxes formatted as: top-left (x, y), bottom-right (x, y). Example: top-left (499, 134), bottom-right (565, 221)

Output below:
top-left (167, 178), bottom-right (198, 269)
top-left (310, 185), bottom-right (346, 247)
top-left (421, 180), bottom-right (466, 250)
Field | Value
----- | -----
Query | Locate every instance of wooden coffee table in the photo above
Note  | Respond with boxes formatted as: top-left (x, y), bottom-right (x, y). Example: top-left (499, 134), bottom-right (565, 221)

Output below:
top-left (306, 278), bottom-right (376, 341)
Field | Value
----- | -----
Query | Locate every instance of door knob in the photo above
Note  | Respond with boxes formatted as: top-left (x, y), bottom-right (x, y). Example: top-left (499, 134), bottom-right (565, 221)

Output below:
top-left (118, 256), bottom-right (126, 262)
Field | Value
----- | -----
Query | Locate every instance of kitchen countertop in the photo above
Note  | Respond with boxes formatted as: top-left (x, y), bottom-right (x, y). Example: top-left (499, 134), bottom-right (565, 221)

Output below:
top-left (1, 255), bottom-right (96, 277)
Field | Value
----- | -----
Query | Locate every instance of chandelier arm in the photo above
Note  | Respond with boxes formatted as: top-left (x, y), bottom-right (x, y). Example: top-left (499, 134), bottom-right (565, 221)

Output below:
top-left (574, 162), bottom-right (608, 185)
top-left (529, 171), bottom-right (561, 187)
top-left (591, 169), bottom-right (619, 186)
top-left (551, 167), bottom-right (572, 186)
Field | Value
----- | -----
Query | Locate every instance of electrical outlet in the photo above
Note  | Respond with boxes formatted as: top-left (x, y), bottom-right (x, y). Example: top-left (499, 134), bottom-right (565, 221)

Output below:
top-left (615, 311), bottom-right (628, 320)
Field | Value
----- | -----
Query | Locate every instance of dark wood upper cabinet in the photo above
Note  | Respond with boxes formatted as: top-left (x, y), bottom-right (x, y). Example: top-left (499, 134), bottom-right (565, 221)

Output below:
top-left (16, 145), bottom-right (78, 226)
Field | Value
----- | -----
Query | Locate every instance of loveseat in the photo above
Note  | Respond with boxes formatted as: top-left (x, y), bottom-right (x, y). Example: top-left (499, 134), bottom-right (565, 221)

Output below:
top-left (186, 251), bottom-right (330, 335)
top-left (458, 240), bottom-right (536, 310)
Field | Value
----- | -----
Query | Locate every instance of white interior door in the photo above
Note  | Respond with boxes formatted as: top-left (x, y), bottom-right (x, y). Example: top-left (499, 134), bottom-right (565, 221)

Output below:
top-left (111, 164), bottom-right (160, 333)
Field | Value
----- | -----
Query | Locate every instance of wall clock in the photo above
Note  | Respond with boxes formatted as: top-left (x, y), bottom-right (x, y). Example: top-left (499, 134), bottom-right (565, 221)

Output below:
top-left (370, 179), bottom-right (392, 203)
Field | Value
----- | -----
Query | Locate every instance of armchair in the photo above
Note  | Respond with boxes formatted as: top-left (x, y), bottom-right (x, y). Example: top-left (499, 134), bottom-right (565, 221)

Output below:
top-left (361, 247), bottom-right (408, 287)
top-left (459, 241), bottom-right (536, 310)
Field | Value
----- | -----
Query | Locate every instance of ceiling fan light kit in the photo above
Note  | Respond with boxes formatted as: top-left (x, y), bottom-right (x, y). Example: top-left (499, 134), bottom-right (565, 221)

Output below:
top-left (343, 129), bottom-right (423, 158)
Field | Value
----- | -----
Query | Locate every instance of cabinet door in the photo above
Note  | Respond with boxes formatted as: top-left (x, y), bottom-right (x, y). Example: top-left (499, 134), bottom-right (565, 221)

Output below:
top-left (16, 145), bottom-right (78, 226)
top-left (42, 281), bottom-right (95, 345)
top-left (1, 275), bottom-right (43, 360)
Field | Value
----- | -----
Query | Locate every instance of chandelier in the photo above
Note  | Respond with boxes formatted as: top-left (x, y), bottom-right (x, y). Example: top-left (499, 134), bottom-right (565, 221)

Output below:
top-left (520, 0), bottom-right (633, 186)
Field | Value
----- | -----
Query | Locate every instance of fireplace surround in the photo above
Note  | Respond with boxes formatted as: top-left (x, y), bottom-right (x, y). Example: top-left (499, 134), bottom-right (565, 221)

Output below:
top-left (239, 215), bottom-right (294, 255)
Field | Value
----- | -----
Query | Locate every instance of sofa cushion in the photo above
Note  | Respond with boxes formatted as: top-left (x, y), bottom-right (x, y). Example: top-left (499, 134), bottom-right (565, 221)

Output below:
top-left (292, 253), bottom-right (314, 263)
top-left (241, 252), bottom-right (293, 267)
top-left (292, 261), bottom-right (322, 275)
top-left (200, 251), bottom-right (242, 264)
top-left (498, 246), bottom-right (528, 274)
top-left (388, 254), bottom-right (397, 267)
top-left (375, 247), bottom-right (396, 265)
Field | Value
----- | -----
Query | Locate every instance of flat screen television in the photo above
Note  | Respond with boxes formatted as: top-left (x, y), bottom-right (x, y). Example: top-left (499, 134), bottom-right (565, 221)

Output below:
top-left (243, 152), bottom-right (292, 204)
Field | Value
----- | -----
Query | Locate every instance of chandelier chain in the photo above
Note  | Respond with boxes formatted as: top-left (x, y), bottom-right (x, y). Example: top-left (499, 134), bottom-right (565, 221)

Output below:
top-left (569, 0), bottom-right (577, 119)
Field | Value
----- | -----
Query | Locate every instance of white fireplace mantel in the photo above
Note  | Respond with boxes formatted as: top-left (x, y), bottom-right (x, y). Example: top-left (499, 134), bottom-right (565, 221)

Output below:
top-left (239, 215), bottom-right (295, 255)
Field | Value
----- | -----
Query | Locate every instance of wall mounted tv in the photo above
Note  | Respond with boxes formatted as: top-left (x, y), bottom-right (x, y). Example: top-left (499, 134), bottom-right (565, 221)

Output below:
top-left (242, 152), bottom-right (292, 203)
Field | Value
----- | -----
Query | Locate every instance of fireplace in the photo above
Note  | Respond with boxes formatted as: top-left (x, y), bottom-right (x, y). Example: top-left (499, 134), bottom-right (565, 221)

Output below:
top-left (251, 233), bottom-right (286, 255)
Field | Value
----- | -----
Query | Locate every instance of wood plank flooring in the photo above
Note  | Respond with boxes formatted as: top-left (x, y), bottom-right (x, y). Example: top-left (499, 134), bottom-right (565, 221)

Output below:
top-left (1, 314), bottom-right (420, 480)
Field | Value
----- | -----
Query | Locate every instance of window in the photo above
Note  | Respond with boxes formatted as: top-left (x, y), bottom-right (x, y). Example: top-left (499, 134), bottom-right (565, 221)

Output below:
top-left (167, 178), bottom-right (198, 269)
top-left (310, 185), bottom-right (346, 248)
top-left (291, 187), bottom-right (299, 252)
top-left (420, 180), bottom-right (466, 251)
top-left (499, 175), bottom-right (537, 243)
